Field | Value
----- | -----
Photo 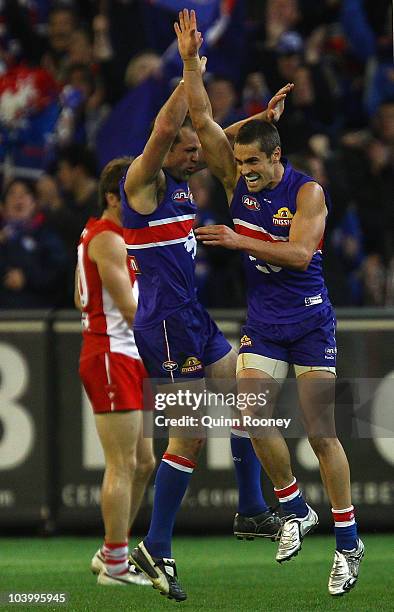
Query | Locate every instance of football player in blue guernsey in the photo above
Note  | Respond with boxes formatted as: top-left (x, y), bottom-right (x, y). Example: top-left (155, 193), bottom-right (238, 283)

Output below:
top-left (121, 36), bottom-right (292, 601)
top-left (176, 8), bottom-right (364, 598)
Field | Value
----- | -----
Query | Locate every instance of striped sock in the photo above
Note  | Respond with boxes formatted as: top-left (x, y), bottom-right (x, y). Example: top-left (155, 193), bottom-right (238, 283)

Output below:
top-left (274, 478), bottom-right (309, 518)
top-left (230, 429), bottom-right (269, 516)
top-left (102, 541), bottom-right (129, 576)
top-left (144, 453), bottom-right (196, 558)
top-left (332, 505), bottom-right (358, 551)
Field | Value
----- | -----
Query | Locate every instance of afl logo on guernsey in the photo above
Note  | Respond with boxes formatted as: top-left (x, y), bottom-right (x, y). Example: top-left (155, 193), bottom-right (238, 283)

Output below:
top-left (242, 195), bottom-right (260, 211)
top-left (172, 189), bottom-right (190, 203)
top-left (162, 360), bottom-right (178, 372)
top-left (273, 207), bottom-right (293, 226)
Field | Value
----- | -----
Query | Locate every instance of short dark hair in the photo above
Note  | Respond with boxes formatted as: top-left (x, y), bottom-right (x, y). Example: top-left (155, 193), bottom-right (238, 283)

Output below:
top-left (98, 157), bottom-right (133, 210)
top-left (235, 120), bottom-right (281, 157)
top-left (57, 144), bottom-right (97, 178)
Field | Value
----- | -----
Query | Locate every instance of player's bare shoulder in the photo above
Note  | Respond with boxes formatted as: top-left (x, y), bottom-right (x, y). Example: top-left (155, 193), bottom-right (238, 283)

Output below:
top-left (296, 181), bottom-right (327, 216)
top-left (88, 230), bottom-right (125, 264)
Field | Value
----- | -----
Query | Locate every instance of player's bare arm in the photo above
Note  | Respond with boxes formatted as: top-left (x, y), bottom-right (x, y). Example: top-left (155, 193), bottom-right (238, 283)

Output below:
top-left (88, 231), bottom-right (137, 327)
top-left (175, 9), bottom-right (237, 202)
top-left (223, 83), bottom-right (294, 144)
top-left (194, 83), bottom-right (293, 171)
top-left (195, 182), bottom-right (327, 271)
top-left (124, 82), bottom-right (190, 214)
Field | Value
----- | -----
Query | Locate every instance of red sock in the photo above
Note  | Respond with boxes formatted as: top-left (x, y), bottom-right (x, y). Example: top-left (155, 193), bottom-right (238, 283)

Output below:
top-left (103, 541), bottom-right (129, 576)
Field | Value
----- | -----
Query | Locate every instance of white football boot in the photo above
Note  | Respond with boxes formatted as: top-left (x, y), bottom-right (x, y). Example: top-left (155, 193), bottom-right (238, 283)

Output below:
top-left (91, 548), bottom-right (150, 585)
top-left (91, 549), bottom-right (105, 574)
top-left (276, 505), bottom-right (319, 563)
top-left (328, 539), bottom-right (365, 596)
top-left (97, 568), bottom-right (151, 586)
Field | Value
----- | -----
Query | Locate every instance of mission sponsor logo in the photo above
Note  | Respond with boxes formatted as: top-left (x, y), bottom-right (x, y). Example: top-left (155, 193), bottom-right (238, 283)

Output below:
top-left (242, 195), bottom-right (260, 211)
top-left (172, 188), bottom-right (190, 203)
top-left (162, 360), bottom-right (178, 372)
top-left (240, 334), bottom-right (252, 347)
top-left (273, 207), bottom-right (293, 226)
top-left (181, 356), bottom-right (203, 374)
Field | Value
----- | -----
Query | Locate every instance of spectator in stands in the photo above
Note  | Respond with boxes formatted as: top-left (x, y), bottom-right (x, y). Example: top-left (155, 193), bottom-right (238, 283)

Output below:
top-left (44, 144), bottom-right (99, 305)
top-left (340, 101), bottom-right (394, 304)
top-left (246, 0), bottom-right (302, 82)
top-left (0, 178), bottom-right (67, 308)
top-left (207, 76), bottom-right (245, 128)
top-left (39, 3), bottom-right (78, 81)
top-left (289, 152), bottom-right (354, 305)
top-left (264, 0), bottom-right (301, 50)
top-left (242, 71), bottom-right (272, 117)
top-left (267, 31), bottom-right (340, 153)
top-left (55, 63), bottom-right (109, 148)
top-left (190, 170), bottom-right (246, 309)
top-left (0, 0), bottom-right (391, 307)
top-left (36, 174), bottom-right (63, 212)
top-left (4, 1), bottom-right (77, 78)
top-left (124, 51), bottom-right (162, 90)
top-left (341, 0), bottom-right (393, 116)
top-left (67, 28), bottom-right (94, 67)
top-left (54, 144), bottom-right (99, 223)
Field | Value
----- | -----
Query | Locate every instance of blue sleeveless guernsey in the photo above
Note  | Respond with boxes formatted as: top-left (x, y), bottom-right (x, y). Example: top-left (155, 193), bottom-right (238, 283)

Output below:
top-left (231, 159), bottom-right (331, 326)
top-left (120, 171), bottom-right (198, 329)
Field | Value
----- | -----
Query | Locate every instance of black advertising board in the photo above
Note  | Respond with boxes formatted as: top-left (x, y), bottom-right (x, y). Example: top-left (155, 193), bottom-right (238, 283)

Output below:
top-left (0, 317), bottom-right (50, 525)
top-left (0, 310), bottom-right (393, 531)
top-left (52, 312), bottom-right (394, 531)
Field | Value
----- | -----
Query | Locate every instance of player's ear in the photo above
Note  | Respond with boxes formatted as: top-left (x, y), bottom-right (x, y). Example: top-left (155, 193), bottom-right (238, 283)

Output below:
top-left (106, 192), bottom-right (119, 209)
top-left (272, 146), bottom-right (281, 163)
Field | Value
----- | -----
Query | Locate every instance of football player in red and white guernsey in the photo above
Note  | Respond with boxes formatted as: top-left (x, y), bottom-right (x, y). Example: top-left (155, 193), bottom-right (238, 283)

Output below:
top-left (75, 157), bottom-right (155, 586)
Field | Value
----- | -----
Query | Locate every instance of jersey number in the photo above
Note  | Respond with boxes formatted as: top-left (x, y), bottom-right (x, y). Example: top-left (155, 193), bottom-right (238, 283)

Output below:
top-left (77, 243), bottom-right (89, 307)
top-left (77, 244), bottom-right (90, 330)
top-left (249, 255), bottom-right (282, 274)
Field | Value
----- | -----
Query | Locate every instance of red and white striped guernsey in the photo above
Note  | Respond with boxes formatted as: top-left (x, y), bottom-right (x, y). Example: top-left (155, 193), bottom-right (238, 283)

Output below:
top-left (77, 217), bottom-right (140, 360)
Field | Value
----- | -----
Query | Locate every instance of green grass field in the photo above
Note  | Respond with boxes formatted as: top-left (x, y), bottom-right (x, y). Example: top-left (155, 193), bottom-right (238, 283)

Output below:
top-left (1, 535), bottom-right (393, 611)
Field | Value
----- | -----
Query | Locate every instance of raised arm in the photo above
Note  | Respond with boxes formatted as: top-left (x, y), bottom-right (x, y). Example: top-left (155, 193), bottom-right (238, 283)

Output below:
top-left (88, 232), bottom-right (137, 327)
top-left (195, 182), bottom-right (327, 271)
top-left (223, 83), bottom-right (294, 143)
top-left (175, 9), bottom-right (237, 202)
top-left (124, 82), bottom-right (189, 212)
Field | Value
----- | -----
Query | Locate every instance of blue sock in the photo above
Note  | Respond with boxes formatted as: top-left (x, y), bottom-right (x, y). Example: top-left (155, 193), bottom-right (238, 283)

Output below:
top-left (332, 507), bottom-right (358, 551)
top-left (334, 524), bottom-right (358, 551)
top-left (274, 479), bottom-right (309, 518)
top-left (231, 432), bottom-right (269, 516)
top-left (144, 453), bottom-right (195, 558)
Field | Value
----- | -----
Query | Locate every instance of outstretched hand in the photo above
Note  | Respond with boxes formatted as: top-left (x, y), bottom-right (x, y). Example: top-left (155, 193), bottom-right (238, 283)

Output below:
top-left (195, 225), bottom-right (241, 250)
top-left (266, 83), bottom-right (294, 122)
top-left (174, 8), bottom-right (203, 60)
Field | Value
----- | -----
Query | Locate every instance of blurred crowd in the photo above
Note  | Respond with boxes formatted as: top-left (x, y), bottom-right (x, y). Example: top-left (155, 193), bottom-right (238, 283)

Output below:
top-left (0, 0), bottom-right (393, 309)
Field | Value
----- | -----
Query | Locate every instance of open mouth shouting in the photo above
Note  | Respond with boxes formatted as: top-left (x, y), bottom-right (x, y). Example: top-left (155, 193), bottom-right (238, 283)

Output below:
top-left (244, 173), bottom-right (261, 188)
